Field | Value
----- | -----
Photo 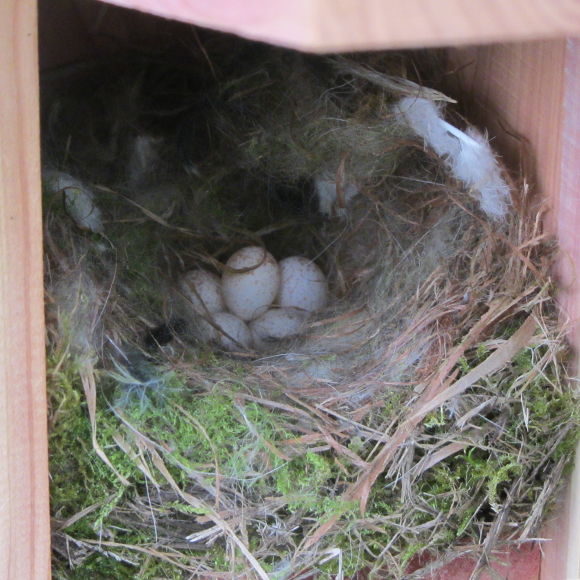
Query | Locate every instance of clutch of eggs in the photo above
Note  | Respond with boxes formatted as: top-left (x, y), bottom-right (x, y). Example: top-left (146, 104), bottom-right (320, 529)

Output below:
top-left (175, 246), bottom-right (328, 351)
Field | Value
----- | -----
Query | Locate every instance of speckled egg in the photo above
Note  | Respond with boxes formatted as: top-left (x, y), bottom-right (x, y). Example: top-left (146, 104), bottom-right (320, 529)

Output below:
top-left (250, 307), bottom-right (309, 351)
top-left (222, 247), bottom-right (281, 321)
top-left (178, 269), bottom-right (225, 315)
top-left (202, 312), bottom-right (253, 351)
top-left (276, 257), bottom-right (328, 313)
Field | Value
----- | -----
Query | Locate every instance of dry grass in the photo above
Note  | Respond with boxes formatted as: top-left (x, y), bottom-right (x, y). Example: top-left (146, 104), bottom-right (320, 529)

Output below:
top-left (43, 36), bottom-right (578, 580)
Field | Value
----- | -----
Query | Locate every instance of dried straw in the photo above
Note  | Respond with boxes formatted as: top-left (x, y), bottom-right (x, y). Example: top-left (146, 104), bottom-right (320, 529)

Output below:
top-left (43, 37), bottom-right (578, 580)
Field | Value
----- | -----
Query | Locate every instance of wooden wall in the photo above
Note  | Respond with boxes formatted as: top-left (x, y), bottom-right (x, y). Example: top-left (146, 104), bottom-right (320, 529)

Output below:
top-left (0, 2), bottom-right (50, 580)
top-left (449, 39), bottom-right (580, 580)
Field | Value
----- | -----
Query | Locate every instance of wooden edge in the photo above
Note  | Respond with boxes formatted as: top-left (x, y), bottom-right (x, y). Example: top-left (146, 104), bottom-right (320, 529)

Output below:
top-left (0, 1), bottom-right (51, 580)
top-left (449, 38), bottom-right (580, 580)
top-left (95, 0), bottom-right (580, 52)
top-left (553, 38), bottom-right (580, 580)
top-left (566, 440), bottom-right (580, 579)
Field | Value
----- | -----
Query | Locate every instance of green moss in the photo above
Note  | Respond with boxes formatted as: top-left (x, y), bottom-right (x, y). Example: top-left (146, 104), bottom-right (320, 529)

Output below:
top-left (423, 408), bottom-right (447, 429)
top-left (276, 453), bottom-right (332, 496)
top-left (47, 237), bottom-right (580, 579)
top-left (48, 355), bottom-right (152, 579)
top-left (50, 343), bottom-right (579, 579)
top-left (52, 554), bottom-right (137, 580)
top-left (52, 551), bottom-right (193, 580)
top-left (48, 355), bottom-right (130, 522)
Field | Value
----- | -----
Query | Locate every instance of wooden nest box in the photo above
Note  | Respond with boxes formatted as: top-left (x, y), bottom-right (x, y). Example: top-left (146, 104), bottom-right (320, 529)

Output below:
top-left (2, 1), bottom-right (580, 578)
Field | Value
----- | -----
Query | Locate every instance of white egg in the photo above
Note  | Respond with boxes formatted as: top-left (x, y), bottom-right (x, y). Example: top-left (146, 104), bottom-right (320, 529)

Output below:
top-left (222, 246), bottom-right (281, 321)
top-left (178, 269), bottom-right (225, 315)
top-left (250, 307), bottom-right (309, 350)
top-left (276, 257), bottom-right (328, 313)
top-left (202, 312), bottom-right (253, 351)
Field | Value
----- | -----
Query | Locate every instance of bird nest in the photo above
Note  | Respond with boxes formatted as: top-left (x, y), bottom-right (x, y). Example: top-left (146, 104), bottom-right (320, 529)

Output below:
top-left (43, 35), bottom-right (578, 580)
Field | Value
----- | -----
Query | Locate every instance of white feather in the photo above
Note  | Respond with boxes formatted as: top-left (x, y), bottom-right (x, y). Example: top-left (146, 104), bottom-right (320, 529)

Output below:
top-left (314, 173), bottom-right (359, 218)
top-left (452, 127), bottom-right (510, 218)
top-left (127, 134), bottom-right (163, 185)
top-left (43, 170), bottom-right (104, 234)
top-left (394, 97), bottom-right (509, 219)
top-left (395, 97), bottom-right (460, 159)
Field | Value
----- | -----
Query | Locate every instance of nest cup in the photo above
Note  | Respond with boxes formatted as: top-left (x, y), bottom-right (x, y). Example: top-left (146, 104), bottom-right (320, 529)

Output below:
top-left (42, 35), bottom-right (579, 580)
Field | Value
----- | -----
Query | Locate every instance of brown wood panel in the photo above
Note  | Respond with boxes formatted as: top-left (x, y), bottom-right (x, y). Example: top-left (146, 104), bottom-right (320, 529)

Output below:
top-left (0, 1), bottom-right (50, 580)
top-left (448, 41), bottom-right (566, 203)
top-left (97, 0), bottom-right (580, 52)
top-left (449, 38), bottom-right (580, 580)
top-left (545, 39), bottom-right (580, 580)
top-left (38, 0), bottom-right (205, 70)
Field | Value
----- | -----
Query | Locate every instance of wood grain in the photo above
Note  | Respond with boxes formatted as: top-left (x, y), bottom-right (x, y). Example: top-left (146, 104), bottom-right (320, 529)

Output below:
top-left (548, 38), bottom-right (580, 580)
top-left (448, 39), bottom-right (580, 361)
top-left (96, 0), bottom-right (580, 53)
top-left (448, 41), bottom-right (566, 196)
top-left (449, 39), bottom-right (580, 580)
top-left (0, 1), bottom-right (50, 580)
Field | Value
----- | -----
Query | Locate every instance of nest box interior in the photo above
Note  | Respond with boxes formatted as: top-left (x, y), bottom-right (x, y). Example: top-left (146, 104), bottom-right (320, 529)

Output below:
top-left (3, 1), bottom-right (580, 579)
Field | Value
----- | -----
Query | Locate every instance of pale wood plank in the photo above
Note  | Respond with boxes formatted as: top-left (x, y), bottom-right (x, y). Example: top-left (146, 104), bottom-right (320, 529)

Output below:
top-left (0, 1), bottom-right (51, 579)
top-left (449, 39), bottom-right (580, 580)
top-left (548, 38), bottom-right (580, 580)
top-left (96, 0), bottom-right (580, 53)
top-left (448, 41), bottom-right (566, 200)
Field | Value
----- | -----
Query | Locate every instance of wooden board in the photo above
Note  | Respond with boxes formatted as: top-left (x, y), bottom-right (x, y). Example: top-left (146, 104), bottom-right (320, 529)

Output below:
top-left (449, 39), bottom-right (580, 580)
top-left (0, 1), bottom-right (50, 580)
top-left (555, 39), bottom-right (580, 580)
top-left (97, 0), bottom-right (580, 53)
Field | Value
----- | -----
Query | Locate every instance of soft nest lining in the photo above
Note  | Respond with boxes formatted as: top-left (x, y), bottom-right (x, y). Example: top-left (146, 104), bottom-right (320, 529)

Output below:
top-left (43, 39), bottom-right (578, 580)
